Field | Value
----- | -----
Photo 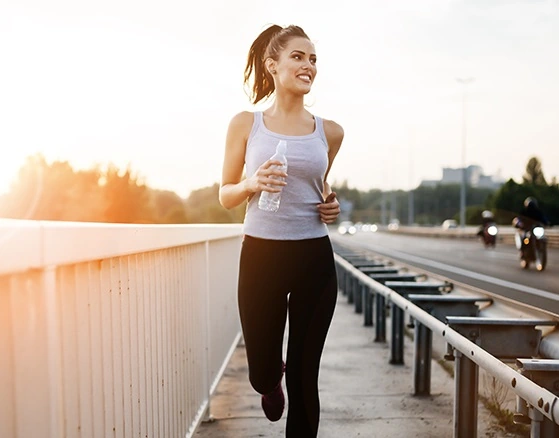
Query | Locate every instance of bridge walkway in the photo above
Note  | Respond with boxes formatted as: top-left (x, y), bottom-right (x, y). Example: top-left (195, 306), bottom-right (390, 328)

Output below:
top-left (194, 292), bottom-right (511, 437)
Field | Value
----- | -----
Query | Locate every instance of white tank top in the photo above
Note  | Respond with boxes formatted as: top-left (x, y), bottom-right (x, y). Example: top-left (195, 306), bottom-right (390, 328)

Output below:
top-left (243, 111), bottom-right (330, 240)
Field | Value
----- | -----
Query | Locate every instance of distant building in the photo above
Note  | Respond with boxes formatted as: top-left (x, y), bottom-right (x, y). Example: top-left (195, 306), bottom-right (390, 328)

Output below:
top-left (420, 165), bottom-right (505, 189)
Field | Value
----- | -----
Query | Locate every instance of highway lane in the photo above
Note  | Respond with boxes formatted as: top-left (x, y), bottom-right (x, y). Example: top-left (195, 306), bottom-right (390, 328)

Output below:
top-left (331, 231), bottom-right (559, 315)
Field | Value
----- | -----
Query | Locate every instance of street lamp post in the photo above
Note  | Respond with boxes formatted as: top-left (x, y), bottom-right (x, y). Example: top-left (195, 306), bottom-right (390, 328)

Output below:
top-left (456, 77), bottom-right (475, 229)
top-left (408, 127), bottom-right (415, 226)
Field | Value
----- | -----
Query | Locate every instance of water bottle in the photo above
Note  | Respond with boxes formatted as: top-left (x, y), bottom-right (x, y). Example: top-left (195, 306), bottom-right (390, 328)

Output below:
top-left (258, 140), bottom-right (288, 212)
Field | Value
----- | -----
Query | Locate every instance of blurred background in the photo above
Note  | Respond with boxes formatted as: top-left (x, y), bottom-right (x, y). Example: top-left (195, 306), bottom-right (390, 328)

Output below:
top-left (1, 0), bottom-right (557, 225)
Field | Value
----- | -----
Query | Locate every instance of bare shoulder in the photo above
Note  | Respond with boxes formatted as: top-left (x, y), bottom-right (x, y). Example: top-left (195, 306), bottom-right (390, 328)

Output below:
top-left (323, 118), bottom-right (344, 152)
top-left (228, 111), bottom-right (254, 139)
top-left (229, 110), bottom-right (254, 126)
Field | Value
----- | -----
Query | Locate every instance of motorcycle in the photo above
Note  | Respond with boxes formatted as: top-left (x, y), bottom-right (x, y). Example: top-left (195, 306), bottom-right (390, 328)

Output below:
top-left (479, 221), bottom-right (498, 248)
top-left (514, 219), bottom-right (548, 271)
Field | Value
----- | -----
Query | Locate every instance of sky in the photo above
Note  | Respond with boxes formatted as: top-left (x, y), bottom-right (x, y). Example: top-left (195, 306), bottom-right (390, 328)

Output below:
top-left (1, 0), bottom-right (558, 199)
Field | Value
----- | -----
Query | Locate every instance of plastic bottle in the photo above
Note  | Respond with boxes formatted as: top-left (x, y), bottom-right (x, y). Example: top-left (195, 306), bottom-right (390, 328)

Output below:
top-left (258, 140), bottom-right (288, 212)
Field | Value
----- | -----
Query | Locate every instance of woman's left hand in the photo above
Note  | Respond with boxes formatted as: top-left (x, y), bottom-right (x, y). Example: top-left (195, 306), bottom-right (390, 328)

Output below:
top-left (317, 192), bottom-right (340, 224)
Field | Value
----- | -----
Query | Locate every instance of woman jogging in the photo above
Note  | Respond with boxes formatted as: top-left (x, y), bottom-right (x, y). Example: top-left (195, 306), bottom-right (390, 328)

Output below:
top-left (219, 23), bottom-right (344, 437)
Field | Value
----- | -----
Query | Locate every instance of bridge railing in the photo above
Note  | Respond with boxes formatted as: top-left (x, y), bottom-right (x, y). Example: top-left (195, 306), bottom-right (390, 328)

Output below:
top-left (334, 244), bottom-right (559, 437)
top-left (0, 220), bottom-right (243, 438)
top-left (383, 225), bottom-right (559, 248)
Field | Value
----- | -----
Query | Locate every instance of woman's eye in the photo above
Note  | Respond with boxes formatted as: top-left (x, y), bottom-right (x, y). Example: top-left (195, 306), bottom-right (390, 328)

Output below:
top-left (291, 54), bottom-right (316, 64)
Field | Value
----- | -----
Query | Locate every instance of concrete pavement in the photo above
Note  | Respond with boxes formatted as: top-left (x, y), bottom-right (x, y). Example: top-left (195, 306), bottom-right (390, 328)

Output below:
top-left (194, 292), bottom-right (520, 437)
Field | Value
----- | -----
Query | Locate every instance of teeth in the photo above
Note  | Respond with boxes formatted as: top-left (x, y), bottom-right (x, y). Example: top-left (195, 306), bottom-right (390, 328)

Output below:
top-left (298, 75), bottom-right (311, 81)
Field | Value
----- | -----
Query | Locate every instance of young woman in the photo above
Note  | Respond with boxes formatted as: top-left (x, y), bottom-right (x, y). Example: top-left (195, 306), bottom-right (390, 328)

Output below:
top-left (219, 23), bottom-right (344, 437)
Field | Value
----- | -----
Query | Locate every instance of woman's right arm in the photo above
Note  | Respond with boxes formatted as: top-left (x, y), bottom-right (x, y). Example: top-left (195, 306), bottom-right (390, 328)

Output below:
top-left (219, 111), bottom-right (254, 210)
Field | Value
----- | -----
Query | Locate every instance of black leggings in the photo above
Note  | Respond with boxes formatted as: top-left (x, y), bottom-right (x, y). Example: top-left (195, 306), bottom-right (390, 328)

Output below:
top-left (238, 235), bottom-right (338, 437)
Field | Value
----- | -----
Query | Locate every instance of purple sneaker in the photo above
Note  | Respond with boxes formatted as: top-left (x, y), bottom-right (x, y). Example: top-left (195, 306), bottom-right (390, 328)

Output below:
top-left (261, 362), bottom-right (286, 422)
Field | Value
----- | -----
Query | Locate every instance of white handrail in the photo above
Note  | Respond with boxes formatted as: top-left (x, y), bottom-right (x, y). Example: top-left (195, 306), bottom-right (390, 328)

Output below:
top-left (0, 220), bottom-right (243, 438)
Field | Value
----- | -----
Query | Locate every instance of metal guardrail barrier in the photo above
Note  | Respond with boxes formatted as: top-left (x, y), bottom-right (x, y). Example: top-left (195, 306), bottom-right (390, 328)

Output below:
top-left (384, 225), bottom-right (559, 249)
top-left (334, 246), bottom-right (559, 438)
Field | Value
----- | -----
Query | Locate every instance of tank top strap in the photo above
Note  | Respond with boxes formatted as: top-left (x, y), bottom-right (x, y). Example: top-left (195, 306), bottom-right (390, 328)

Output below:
top-left (314, 115), bottom-right (329, 149)
top-left (247, 111), bottom-right (263, 144)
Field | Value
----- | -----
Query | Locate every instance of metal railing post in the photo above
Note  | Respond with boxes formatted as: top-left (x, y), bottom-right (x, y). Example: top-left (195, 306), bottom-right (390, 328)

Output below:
top-left (363, 287), bottom-right (374, 327)
top-left (354, 281), bottom-right (363, 314)
top-left (389, 302), bottom-right (405, 364)
top-left (454, 350), bottom-right (478, 438)
top-left (336, 265), bottom-right (345, 294)
top-left (375, 293), bottom-right (386, 342)
top-left (414, 322), bottom-right (432, 396)
top-left (347, 275), bottom-right (355, 304)
top-left (515, 358), bottom-right (559, 437)
top-left (530, 408), bottom-right (543, 437)
top-left (343, 268), bottom-right (350, 297)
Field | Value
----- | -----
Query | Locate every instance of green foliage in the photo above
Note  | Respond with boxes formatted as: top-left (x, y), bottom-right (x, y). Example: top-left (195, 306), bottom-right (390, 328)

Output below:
top-left (334, 156), bottom-right (558, 226)
top-left (102, 164), bottom-right (157, 224)
top-left (0, 154), bottom-right (105, 222)
top-left (151, 189), bottom-right (189, 223)
top-left (332, 180), bottom-right (364, 208)
top-left (492, 157), bottom-right (559, 225)
top-left (537, 183), bottom-right (559, 225)
top-left (1, 154), bottom-right (556, 226)
top-left (492, 179), bottom-right (527, 224)
top-left (0, 155), bottom-right (239, 224)
top-left (334, 182), bottom-right (497, 226)
top-left (466, 205), bottom-right (487, 225)
top-left (522, 156), bottom-right (547, 186)
top-left (184, 184), bottom-right (246, 224)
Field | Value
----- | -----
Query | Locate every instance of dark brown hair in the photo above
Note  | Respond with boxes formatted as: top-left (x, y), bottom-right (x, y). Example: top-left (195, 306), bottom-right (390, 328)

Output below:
top-left (244, 24), bottom-right (311, 104)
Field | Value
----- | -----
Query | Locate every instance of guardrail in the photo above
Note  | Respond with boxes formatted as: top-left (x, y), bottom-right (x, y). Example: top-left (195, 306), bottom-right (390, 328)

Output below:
top-left (333, 242), bottom-right (559, 437)
top-left (0, 219), bottom-right (243, 438)
top-left (383, 225), bottom-right (559, 248)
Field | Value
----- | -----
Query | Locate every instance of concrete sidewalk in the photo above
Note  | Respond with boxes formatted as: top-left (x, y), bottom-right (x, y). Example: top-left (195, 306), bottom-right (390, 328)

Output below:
top-left (194, 292), bottom-right (518, 437)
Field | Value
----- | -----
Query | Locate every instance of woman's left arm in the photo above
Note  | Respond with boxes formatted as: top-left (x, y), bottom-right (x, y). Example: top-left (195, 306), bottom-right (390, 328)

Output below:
top-left (317, 119), bottom-right (344, 224)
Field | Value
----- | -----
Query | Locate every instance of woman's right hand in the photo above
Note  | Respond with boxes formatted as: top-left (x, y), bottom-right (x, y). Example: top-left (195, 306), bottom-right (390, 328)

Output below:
top-left (245, 159), bottom-right (287, 194)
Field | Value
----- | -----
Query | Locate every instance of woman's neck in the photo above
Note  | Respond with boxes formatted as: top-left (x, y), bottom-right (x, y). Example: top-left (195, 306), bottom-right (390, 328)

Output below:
top-left (268, 93), bottom-right (306, 117)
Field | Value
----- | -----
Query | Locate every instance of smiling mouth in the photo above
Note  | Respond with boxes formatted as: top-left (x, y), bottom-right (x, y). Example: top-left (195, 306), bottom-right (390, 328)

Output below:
top-left (297, 74), bottom-right (311, 82)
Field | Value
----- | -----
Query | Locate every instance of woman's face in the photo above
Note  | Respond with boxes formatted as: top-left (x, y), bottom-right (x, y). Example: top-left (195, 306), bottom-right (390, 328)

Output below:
top-left (273, 37), bottom-right (317, 95)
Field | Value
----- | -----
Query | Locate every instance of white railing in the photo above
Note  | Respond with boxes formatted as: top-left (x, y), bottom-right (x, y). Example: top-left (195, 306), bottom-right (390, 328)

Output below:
top-left (0, 220), bottom-right (244, 438)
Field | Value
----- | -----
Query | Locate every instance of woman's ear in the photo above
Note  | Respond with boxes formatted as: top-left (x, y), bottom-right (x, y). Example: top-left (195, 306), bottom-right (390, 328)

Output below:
top-left (266, 58), bottom-right (277, 75)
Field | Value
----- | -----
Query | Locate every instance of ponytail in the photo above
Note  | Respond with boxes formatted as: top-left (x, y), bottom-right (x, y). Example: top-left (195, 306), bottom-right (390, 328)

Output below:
top-left (244, 24), bottom-right (310, 104)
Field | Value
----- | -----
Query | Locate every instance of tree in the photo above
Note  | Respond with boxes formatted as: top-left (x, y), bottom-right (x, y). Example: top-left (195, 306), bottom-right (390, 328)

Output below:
top-left (0, 154), bottom-right (104, 221)
top-left (491, 156), bottom-right (559, 225)
top-left (522, 156), bottom-right (547, 186)
top-left (184, 183), bottom-right (246, 223)
top-left (3, 153), bottom-right (556, 226)
top-left (151, 189), bottom-right (189, 223)
top-left (102, 164), bottom-right (157, 223)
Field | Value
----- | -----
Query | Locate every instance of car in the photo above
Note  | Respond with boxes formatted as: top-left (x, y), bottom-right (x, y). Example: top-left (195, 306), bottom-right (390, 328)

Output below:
top-left (387, 219), bottom-right (400, 231)
top-left (361, 223), bottom-right (378, 232)
top-left (338, 221), bottom-right (357, 235)
top-left (442, 219), bottom-right (458, 230)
